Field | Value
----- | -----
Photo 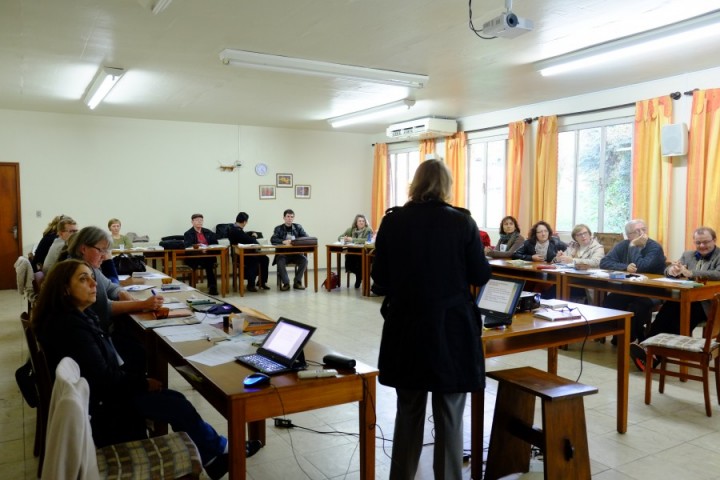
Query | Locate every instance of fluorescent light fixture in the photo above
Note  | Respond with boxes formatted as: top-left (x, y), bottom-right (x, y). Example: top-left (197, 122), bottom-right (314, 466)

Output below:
top-left (219, 49), bottom-right (428, 89)
top-left (327, 98), bottom-right (416, 128)
top-left (83, 67), bottom-right (125, 110)
top-left (536, 9), bottom-right (720, 76)
top-left (151, 0), bottom-right (172, 14)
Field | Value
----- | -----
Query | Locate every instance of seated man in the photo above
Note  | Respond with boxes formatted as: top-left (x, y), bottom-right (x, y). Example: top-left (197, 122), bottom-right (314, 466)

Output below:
top-left (600, 219), bottom-right (666, 345)
top-left (630, 226), bottom-right (720, 371)
top-left (228, 212), bottom-right (269, 292)
top-left (183, 213), bottom-right (218, 296)
top-left (270, 209), bottom-right (310, 291)
top-left (42, 217), bottom-right (78, 274)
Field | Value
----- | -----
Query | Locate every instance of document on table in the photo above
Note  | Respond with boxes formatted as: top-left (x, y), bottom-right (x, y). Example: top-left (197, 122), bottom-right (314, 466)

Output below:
top-left (186, 339), bottom-right (256, 366)
top-left (124, 284), bottom-right (155, 292)
top-left (154, 324), bottom-right (227, 343)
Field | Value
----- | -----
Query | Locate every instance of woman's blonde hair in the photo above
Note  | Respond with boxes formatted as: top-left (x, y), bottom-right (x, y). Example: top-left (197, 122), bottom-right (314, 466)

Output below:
top-left (408, 160), bottom-right (453, 203)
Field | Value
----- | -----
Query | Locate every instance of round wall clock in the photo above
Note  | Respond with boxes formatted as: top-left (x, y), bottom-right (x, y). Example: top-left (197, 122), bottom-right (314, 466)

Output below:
top-left (255, 163), bottom-right (268, 176)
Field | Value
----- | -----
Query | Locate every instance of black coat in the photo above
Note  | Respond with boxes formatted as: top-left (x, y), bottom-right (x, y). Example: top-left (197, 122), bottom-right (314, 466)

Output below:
top-left (183, 227), bottom-right (218, 247)
top-left (371, 201), bottom-right (491, 392)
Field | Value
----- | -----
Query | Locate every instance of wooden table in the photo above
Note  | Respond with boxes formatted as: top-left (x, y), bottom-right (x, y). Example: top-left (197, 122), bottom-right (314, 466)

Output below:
top-left (489, 259), bottom-right (565, 296)
top-left (130, 293), bottom-right (377, 480)
top-left (171, 246), bottom-right (230, 297)
top-left (232, 244), bottom-right (319, 296)
top-left (362, 245), bottom-right (375, 297)
top-left (472, 303), bottom-right (631, 479)
top-left (325, 243), bottom-right (365, 290)
top-left (561, 272), bottom-right (720, 337)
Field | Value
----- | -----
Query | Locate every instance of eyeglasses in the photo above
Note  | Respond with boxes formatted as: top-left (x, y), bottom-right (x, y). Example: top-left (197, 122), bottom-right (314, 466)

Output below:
top-left (576, 231), bottom-right (590, 238)
top-left (630, 228), bottom-right (647, 236)
top-left (695, 240), bottom-right (715, 247)
top-left (89, 245), bottom-right (111, 255)
top-left (65, 229), bottom-right (78, 234)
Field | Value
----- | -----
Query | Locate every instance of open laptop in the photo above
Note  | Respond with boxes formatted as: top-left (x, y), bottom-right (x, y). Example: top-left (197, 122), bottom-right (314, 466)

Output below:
top-left (235, 317), bottom-right (316, 374)
top-left (476, 276), bottom-right (525, 328)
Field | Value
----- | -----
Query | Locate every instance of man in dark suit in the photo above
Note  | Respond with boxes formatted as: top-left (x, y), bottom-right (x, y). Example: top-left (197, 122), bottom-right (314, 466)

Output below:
top-left (270, 209), bottom-right (309, 291)
top-left (228, 212), bottom-right (269, 292)
top-left (183, 213), bottom-right (218, 296)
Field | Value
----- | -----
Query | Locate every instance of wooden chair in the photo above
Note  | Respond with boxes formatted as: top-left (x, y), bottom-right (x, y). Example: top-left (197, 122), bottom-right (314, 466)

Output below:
top-left (642, 293), bottom-right (720, 417)
top-left (20, 317), bottom-right (53, 478)
top-left (42, 357), bottom-right (202, 480)
top-left (594, 232), bottom-right (624, 254)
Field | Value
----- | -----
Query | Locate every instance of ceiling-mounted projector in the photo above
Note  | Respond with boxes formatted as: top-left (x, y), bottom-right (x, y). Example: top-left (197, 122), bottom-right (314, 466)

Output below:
top-left (482, 12), bottom-right (533, 38)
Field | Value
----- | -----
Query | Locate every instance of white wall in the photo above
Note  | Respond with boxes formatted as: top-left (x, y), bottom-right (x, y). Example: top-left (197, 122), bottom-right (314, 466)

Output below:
top-left (0, 110), bottom-right (373, 269)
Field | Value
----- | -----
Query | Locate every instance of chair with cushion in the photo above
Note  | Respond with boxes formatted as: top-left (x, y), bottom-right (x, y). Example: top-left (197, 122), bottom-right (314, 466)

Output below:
top-left (41, 356), bottom-right (202, 480)
top-left (643, 293), bottom-right (720, 417)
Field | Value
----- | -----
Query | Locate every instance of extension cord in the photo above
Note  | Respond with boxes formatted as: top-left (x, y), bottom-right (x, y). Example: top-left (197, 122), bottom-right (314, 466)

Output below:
top-left (297, 369), bottom-right (338, 379)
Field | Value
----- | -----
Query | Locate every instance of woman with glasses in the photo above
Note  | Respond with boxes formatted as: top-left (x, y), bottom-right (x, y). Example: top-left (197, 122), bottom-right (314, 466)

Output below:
top-left (512, 220), bottom-right (567, 263)
top-left (553, 224), bottom-right (605, 268)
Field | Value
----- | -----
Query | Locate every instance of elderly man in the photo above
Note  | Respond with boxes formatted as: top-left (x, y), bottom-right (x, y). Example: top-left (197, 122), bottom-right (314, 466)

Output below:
top-left (183, 213), bottom-right (219, 296)
top-left (630, 226), bottom-right (720, 371)
top-left (600, 219), bottom-right (666, 345)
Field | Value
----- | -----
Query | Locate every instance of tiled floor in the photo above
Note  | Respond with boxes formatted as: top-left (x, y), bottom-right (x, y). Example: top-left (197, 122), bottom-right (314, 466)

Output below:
top-left (3, 276), bottom-right (720, 479)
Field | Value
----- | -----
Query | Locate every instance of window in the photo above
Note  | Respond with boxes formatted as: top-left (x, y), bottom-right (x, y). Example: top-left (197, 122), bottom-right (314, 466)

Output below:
top-left (556, 120), bottom-right (632, 234)
top-left (467, 138), bottom-right (506, 228)
top-left (388, 149), bottom-right (419, 207)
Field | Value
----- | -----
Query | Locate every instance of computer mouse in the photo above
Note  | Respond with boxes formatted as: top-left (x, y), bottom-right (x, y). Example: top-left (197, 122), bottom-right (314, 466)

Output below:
top-left (243, 372), bottom-right (271, 387)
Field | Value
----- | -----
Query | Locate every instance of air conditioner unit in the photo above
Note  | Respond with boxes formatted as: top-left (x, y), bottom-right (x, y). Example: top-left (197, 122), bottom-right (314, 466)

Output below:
top-left (386, 118), bottom-right (458, 140)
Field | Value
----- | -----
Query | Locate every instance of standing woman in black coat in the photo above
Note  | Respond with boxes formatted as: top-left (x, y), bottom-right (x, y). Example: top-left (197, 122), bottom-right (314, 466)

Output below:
top-left (372, 160), bottom-right (491, 480)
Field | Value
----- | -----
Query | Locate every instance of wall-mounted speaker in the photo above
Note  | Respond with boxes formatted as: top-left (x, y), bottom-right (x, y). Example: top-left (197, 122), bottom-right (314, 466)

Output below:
top-left (661, 123), bottom-right (688, 157)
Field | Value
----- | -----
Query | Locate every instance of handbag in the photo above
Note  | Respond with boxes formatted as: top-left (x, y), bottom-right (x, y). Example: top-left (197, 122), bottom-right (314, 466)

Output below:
top-left (322, 272), bottom-right (340, 290)
top-left (113, 254), bottom-right (147, 275)
top-left (15, 358), bottom-right (38, 408)
top-left (291, 236), bottom-right (318, 246)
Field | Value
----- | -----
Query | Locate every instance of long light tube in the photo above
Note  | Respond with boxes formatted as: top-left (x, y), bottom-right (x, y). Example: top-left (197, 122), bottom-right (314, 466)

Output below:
top-left (536, 9), bottom-right (720, 76)
top-left (83, 67), bottom-right (125, 110)
top-left (327, 99), bottom-right (416, 128)
top-left (220, 49), bottom-right (428, 89)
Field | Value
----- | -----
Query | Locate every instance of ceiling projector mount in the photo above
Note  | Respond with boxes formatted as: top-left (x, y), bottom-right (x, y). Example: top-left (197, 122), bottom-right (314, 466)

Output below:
top-left (469, 0), bottom-right (533, 39)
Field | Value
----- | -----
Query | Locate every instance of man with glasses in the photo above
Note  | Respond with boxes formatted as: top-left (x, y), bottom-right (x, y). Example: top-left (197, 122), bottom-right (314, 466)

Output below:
top-left (631, 226), bottom-right (720, 371)
top-left (600, 219), bottom-right (666, 347)
top-left (42, 217), bottom-right (78, 274)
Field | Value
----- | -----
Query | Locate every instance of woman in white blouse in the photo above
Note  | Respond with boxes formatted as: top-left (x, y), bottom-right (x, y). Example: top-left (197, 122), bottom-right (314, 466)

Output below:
top-left (553, 224), bottom-right (605, 268)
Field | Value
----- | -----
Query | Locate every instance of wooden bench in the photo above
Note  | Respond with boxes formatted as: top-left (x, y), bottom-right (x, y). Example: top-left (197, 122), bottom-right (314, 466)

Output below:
top-left (485, 367), bottom-right (598, 480)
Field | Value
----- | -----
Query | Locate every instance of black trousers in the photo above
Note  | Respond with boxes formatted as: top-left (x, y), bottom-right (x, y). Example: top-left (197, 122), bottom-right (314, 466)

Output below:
top-left (648, 301), bottom-right (707, 337)
top-left (603, 294), bottom-right (655, 342)
top-left (184, 258), bottom-right (216, 289)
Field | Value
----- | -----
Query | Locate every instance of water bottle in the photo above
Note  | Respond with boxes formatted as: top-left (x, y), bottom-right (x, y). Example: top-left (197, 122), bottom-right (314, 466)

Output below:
top-left (367, 231), bottom-right (373, 243)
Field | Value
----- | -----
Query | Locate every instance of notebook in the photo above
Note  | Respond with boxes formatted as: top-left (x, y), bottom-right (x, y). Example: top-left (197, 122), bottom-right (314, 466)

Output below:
top-left (235, 317), bottom-right (316, 374)
top-left (476, 276), bottom-right (525, 328)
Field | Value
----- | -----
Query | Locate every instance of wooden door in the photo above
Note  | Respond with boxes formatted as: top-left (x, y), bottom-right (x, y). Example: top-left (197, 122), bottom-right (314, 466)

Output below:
top-left (0, 163), bottom-right (22, 290)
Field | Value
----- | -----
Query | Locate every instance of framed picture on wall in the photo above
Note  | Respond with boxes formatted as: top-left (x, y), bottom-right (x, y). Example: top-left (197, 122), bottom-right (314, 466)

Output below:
top-left (276, 173), bottom-right (293, 187)
top-left (295, 185), bottom-right (311, 199)
top-left (259, 185), bottom-right (276, 200)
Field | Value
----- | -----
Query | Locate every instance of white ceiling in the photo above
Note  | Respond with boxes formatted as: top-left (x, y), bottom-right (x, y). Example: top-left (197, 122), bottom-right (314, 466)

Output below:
top-left (1, 0), bottom-right (719, 134)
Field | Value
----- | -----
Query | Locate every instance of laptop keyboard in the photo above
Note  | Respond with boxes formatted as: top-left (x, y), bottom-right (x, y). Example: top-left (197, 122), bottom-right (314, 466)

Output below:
top-left (239, 354), bottom-right (285, 373)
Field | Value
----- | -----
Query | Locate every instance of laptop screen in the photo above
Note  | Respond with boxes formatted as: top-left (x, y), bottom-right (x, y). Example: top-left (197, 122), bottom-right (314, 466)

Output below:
top-left (476, 276), bottom-right (525, 318)
top-left (258, 317), bottom-right (316, 366)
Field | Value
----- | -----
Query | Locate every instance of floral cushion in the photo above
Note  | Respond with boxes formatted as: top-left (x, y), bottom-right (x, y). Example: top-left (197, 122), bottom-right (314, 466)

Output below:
top-left (96, 431), bottom-right (202, 480)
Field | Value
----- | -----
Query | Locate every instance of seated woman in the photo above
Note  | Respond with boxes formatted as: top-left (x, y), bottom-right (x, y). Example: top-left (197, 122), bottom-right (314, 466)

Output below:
top-left (32, 260), bottom-right (262, 479)
top-left (108, 218), bottom-right (133, 250)
top-left (486, 215), bottom-right (525, 258)
top-left (553, 224), bottom-right (604, 268)
top-left (512, 220), bottom-right (567, 262)
top-left (338, 214), bottom-right (373, 288)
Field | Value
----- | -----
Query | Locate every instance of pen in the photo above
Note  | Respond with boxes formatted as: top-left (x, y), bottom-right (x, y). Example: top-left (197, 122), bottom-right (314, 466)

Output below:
top-left (151, 289), bottom-right (156, 296)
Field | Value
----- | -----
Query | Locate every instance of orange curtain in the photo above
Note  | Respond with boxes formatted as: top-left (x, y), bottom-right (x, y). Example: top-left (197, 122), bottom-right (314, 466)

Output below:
top-left (445, 132), bottom-right (467, 207)
top-left (419, 139), bottom-right (436, 162)
top-left (507, 121), bottom-right (527, 218)
top-left (685, 89), bottom-right (720, 249)
top-left (371, 143), bottom-right (389, 231)
top-left (531, 116), bottom-right (558, 225)
top-left (632, 96), bottom-right (673, 251)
